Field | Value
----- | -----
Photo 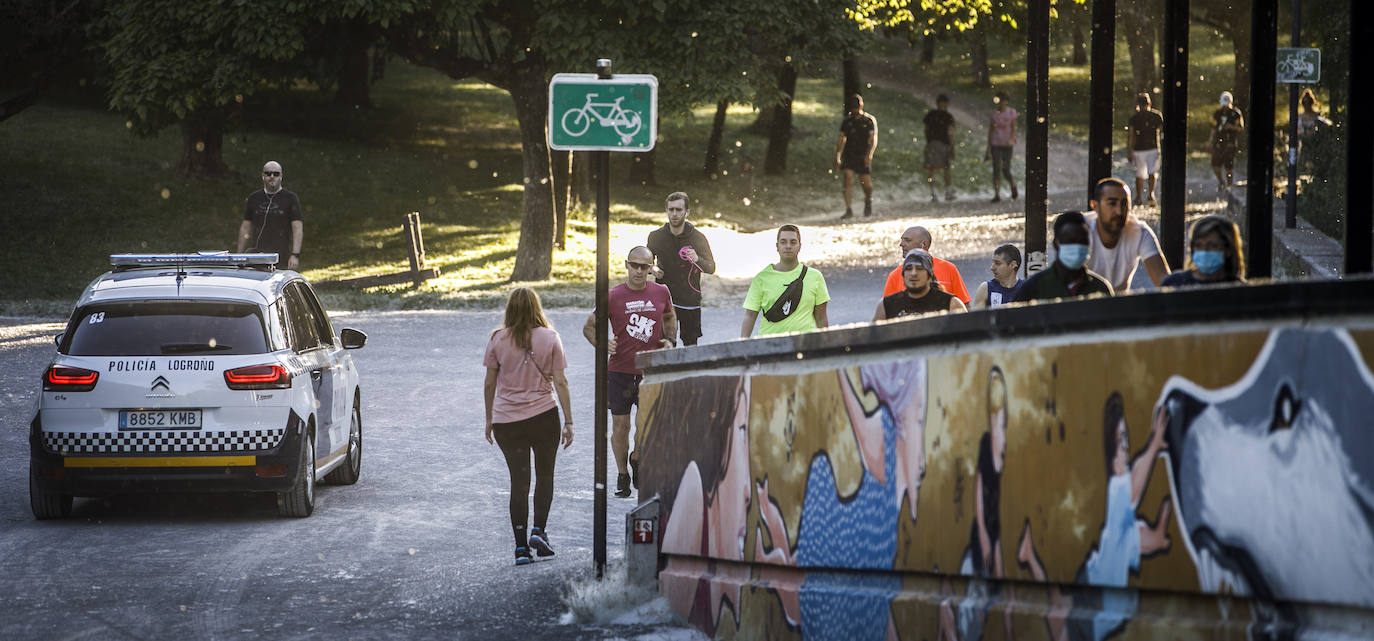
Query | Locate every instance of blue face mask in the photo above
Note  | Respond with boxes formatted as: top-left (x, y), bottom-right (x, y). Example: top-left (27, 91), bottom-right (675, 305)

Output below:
top-left (1057, 244), bottom-right (1089, 270)
top-left (1192, 250), bottom-right (1225, 275)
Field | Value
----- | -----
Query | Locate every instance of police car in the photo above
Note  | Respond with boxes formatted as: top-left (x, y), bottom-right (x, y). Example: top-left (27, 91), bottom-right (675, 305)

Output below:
top-left (30, 253), bottom-right (367, 519)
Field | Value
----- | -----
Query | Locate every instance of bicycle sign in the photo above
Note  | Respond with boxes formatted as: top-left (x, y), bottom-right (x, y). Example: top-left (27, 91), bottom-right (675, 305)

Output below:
top-left (1276, 48), bottom-right (1320, 84)
top-left (549, 74), bottom-right (657, 152)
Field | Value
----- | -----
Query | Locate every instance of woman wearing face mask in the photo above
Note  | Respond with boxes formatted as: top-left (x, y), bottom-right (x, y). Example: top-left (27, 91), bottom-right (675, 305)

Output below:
top-left (1012, 211), bottom-right (1114, 303)
top-left (1160, 216), bottom-right (1246, 287)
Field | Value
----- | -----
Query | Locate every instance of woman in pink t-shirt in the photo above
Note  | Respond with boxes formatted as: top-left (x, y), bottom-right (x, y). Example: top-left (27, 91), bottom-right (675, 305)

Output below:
top-left (985, 90), bottom-right (1019, 203)
top-left (483, 288), bottom-right (575, 566)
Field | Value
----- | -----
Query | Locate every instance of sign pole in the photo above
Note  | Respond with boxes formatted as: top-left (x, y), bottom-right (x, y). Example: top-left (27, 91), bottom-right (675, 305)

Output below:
top-left (1285, 0), bottom-right (1301, 229)
top-left (592, 58), bottom-right (612, 580)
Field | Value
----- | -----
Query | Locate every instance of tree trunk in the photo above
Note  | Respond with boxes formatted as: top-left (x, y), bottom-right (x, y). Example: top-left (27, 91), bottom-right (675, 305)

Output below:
top-left (1122, 7), bottom-right (1158, 93)
top-left (1072, 22), bottom-right (1087, 65)
top-left (505, 64), bottom-right (555, 282)
top-left (176, 112), bottom-right (231, 177)
top-left (1231, 27), bottom-right (1251, 116)
top-left (704, 99), bottom-right (728, 178)
top-left (552, 149), bottom-right (570, 249)
top-left (921, 33), bottom-right (935, 64)
top-left (970, 24), bottom-right (990, 87)
top-left (628, 148), bottom-right (656, 186)
top-left (842, 57), bottom-right (861, 100)
top-left (333, 18), bottom-right (373, 108)
top-left (764, 64), bottom-right (797, 176)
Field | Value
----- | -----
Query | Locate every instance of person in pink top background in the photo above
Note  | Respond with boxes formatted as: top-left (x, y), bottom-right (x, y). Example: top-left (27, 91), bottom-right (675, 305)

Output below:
top-left (483, 287), bottom-right (575, 566)
top-left (985, 90), bottom-right (1019, 203)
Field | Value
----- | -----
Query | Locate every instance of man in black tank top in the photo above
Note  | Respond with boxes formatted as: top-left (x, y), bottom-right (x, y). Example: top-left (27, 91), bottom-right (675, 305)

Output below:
top-left (872, 249), bottom-right (968, 321)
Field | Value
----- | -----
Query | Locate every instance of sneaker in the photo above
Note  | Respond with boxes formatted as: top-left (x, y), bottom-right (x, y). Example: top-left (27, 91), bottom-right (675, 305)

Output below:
top-left (528, 529), bottom-right (556, 558)
top-left (945, 192), bottom-right (955, 202)
top-left (1147, 197), bottom-right (1158, 207)
top-left (614, 473), bottom-right (632, 498)
top-left (839, 208), bottom-right (854, 220)
top-left (930, 193), bottom-right (939, 202)
top-left (515, 547), bottom-right (533, 566)
top-left (863, 201), bottom-right (872, 217)
top-left (1010, 188), bottom-right (1019, 200)
top-left (991, 195), bottom-right (1001, 203)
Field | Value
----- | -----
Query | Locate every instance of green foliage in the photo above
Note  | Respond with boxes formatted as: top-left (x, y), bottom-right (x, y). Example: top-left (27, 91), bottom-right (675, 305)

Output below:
top-left (99, 0), bottom-right (311, 136)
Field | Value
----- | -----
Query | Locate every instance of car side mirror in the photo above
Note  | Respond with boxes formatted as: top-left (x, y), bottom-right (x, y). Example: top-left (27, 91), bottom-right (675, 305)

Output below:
top-left (340, 328), bottom-right (367, 350)
top-left (53, 333), bottom-right (63, 347)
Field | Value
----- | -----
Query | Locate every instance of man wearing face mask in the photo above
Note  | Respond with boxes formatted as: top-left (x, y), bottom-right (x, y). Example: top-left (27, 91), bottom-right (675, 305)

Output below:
top-left (1083, 177), bottom-right (1169, 292)
top-left (1012, 211), bottom-right (1113, 303)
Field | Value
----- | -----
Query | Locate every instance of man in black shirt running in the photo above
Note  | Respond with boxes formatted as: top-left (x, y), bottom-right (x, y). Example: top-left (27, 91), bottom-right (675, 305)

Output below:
top-left (648, 191), bottom-right (716, 345)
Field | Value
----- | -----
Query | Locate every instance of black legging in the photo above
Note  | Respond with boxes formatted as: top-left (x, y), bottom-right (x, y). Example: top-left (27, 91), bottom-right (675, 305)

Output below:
top-left (493, 407), bottom-right (560, 548)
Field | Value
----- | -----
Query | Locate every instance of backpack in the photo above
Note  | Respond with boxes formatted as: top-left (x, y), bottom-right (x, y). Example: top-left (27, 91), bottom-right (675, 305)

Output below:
top-left (763, 265), bottom-right (809, 323)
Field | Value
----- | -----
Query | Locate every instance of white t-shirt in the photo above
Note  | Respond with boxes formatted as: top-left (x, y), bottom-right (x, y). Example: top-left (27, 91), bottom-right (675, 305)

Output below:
top-left (1084, 212), bottom-right (1162, 291)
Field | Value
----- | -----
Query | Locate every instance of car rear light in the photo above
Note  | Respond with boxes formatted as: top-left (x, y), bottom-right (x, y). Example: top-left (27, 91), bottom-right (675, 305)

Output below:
top-left (44, 366), bottom-right (99, 392)
top-left (255, 464), bottom-right (288, 478)
top-left (224, 364), bottom-right (291, 390)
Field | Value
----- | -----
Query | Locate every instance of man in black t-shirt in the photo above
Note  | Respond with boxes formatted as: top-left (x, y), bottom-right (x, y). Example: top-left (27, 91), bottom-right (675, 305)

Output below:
top-left (1210, 91), bottom-right (1245, 192)
top-left (872, 249), bottom-right (965, 321)
top-left (834, 93), bottom-right (877, 219)
top-left (923, 94), bottom-right (957, 202)
top-left (1126, 93), bottom-right (1164, 206)
top-left (237, 160), bottom-right (304, 270)
top-left (647, 191), bottom-right (716, 346)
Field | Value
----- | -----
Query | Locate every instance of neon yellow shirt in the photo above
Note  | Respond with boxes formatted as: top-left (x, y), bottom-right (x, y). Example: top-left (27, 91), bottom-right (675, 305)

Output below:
top-left (743, 263), bottom-right (830, 335)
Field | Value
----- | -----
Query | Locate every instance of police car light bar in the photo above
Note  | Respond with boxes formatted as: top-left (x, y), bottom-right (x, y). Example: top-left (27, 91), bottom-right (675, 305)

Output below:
top-left (110, 252), bottom-right (279, 267)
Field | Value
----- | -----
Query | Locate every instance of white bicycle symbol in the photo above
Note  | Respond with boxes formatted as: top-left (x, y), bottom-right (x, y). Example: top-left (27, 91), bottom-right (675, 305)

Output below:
top-left (561, 94), bottom-right (643, 144)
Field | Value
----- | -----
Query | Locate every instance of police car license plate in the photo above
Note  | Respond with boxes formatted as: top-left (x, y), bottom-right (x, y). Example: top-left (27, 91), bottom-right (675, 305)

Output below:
top-left (119, 409), bottom-right (202, 429)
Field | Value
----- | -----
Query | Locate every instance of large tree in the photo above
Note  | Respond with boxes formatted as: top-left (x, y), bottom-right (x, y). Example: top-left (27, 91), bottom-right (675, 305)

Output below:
top-left (1, 0), bottom-right (103, 122)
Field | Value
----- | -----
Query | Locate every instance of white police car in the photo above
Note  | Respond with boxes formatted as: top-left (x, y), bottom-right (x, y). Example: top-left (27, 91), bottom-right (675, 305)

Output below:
top-left (31, 253), bottom-right (366, 519)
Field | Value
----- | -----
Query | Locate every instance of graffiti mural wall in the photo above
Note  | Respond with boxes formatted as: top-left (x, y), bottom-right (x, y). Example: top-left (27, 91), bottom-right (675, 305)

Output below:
top-left (637, 326), bottom-right (1374, 640)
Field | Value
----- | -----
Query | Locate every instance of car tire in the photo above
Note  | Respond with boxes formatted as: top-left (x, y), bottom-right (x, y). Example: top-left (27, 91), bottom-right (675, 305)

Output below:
top-left (324, 398), bottom-right (362, 485)
top-left (29, 465), bottom-right (72, 520)
top-left (277, 428), bottom-right (315, 518)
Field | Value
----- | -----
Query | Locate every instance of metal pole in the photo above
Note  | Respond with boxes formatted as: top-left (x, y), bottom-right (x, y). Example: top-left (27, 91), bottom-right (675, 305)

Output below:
top-left (1247, 0), bottom-right (1278, 279)
top-left (1087, 0), bottom-right (1116, 200)
top-left (1025, 0), bottom-right (1050, 276)
top-left (1160, 0), bottom-right (1190, 271)
top-left (1347, 0), bottom-right (1373, 274)
top-left (1284, 0), bottom-right (1301, 229)
top-left (593, 59), bottom-right (612, 579)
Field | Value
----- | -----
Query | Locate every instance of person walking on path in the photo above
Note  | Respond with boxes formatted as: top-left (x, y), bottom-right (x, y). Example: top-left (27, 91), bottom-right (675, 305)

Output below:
top-left (237, 160), bottom-right (303, 270)
top-left (741, 224), bottom-right (830, 336)
top-left (835, 93), bottom-right (878, 219)
top-left (1210, 91), bottom-right (1245, 193)
top-left (1012, 211), bottom-right (1113, 303)
top-left (648, 192), bottom-right (716, 346)
top-left (985, 91), bottom-right (1018, 203)
top-left (924, 94), bottom-right (957, 202)
top-left (873, 249), bottom-right (967, 320)
top-left (1127, 93), bottom-right (1164, 206)
top-left (971, 244), bottom-right (1023, 310)
top-left (583, 246), bottom-right (677, 499)
top-left (1160, 215), bottom-right (1247, 288)
top-left (1083, 177), bottom-right (1169, 292)
top-left (882, 226), bottom-right (971, 304)
top-left (483, 288), bottom-right (575, 566)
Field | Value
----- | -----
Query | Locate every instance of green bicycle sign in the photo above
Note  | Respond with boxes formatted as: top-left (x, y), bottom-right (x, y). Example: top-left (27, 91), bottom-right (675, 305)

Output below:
top-left (548, 74), bottom-right (658, 152)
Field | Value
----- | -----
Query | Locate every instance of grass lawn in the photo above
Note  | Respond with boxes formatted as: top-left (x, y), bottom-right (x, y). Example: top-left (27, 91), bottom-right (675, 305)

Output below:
top-left (1, 24), bottom-right (1251, 314)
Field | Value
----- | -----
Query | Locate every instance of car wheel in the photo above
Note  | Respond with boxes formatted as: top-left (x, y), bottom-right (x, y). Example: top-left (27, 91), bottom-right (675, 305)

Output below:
top-left (29, 465), bottom-right (72, 520)
top-left (325, 399), bottom-right (362, 485)
top-left (277, 429), bottom-right (315, 518)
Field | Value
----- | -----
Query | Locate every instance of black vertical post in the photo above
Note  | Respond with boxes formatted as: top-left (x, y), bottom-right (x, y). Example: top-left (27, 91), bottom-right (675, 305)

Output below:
top-left (1247, 0), bottom-right (1278, 279)
top-left (1284, 0), bottom-right (1301, 229)
top-left (1347, 0), bottom-right (1373, 274)
top-left (593, 59), bottom-right (612, 579)
top-left (1087, 0), bottom-right (1116, 200)
top-left (1160, 0), bottom-right (1190, 271)
top-left (1025, 0), bottom-right (1050, 275)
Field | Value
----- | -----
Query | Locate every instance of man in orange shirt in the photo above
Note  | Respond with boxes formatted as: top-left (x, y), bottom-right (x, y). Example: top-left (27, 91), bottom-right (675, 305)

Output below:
top-left (882, 225), bottom-right (970, 304)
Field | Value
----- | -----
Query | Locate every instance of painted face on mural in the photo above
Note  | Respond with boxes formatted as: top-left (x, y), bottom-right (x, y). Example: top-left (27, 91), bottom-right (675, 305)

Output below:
top-left (711, 382), bottom-right (752, 561)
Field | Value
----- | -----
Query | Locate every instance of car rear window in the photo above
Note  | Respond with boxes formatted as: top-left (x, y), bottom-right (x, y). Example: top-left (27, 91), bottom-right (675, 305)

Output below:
top-left (63, 301), bottom-right (269, 356)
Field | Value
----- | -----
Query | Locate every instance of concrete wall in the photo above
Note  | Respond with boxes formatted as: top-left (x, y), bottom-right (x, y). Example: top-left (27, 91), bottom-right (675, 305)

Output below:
top-left (634, 278), bottom-right (1374, 640)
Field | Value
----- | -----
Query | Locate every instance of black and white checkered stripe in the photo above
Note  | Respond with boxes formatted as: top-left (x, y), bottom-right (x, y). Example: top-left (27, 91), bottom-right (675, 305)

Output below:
top-left (43, 429), bottom-right (285, 454)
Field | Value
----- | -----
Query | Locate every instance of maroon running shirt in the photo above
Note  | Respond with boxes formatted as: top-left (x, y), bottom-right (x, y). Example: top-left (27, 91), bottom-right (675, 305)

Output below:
top-left (607, 281), bottom-right (673, 374)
